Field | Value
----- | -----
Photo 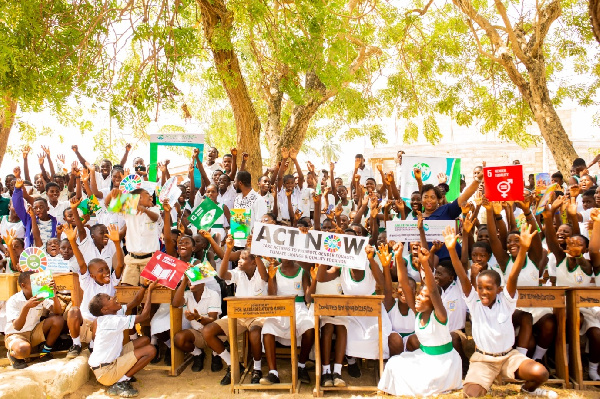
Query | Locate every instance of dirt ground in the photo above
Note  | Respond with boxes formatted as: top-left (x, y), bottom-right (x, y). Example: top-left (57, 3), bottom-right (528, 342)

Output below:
top-left (64, 357), bottom-right (600, 399)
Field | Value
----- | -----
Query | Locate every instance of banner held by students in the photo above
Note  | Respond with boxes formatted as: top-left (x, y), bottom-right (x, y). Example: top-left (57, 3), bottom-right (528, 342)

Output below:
top-left (230, 209), bottom-right (251, 240)
top-left (251, 222), bottom-right (368, 270)
top-left (386, 220), bottom-right (456, 242)
top-left (483, 165), bottom-right (524, 201)
top-left (400, 156), bottom-right (461, 202)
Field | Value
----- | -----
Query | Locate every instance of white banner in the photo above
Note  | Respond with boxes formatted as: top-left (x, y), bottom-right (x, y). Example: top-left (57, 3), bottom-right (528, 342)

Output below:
top-left (400, 156), bottom-right (460, 200)
top-left (251, 223), bottom-right (368, 270)
top-left (386, 220), bottom-right (456, 242)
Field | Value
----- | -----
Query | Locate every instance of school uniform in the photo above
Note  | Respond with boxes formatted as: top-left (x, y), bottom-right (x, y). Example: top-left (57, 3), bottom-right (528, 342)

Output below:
top-left (232, 190), bottom-right (267, 248)
top-left (277, 186), bottom-right (301, 222)
top-left (314, 272), bottom-right (346, 328)
top-left (504, 256), bottom-right (551, 324)
top-left (0, 216), bottom-right (25, 239)
top-left (48, 201), bottom-right (70, 224)
top-left (94, 172), bottom-right (112, 191)
top-left (298, 187), bottom-right (314, 219)
top-left (213, 268), bottom-right (267, 336)
top-left (78, 237), bottom-right (117, 269)
top-left (217, 186), bottom-right (237, 211)
top-left (387, 299), bottom-right (415, 347)
top-left (79, 271), bottom-right (121, 343)
top-left (441, 280), bottom-right (467, 332)
top-left (181, 288), bottom-right (222, 348)
top-left (378, 310), bottom-right (462, 396)
top-left (4, 292), bottom-right (54, 351)
top-left (88, 306), bottom-right (137, 386)
top-left (121, 206), bottom-right (161, 286)
top-left (341, 266), bottom-right (392, 359)
top-left (262, 192), bottom-right (274, 214)
top-left (262, 267), bottom-right (314, 345)
top-left (463, 287), bottom-right (530, 391)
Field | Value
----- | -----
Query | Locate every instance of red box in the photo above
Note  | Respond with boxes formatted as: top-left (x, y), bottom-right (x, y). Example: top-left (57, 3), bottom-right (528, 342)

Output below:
top-left (140, 251), bottom-right (188, 290)
top-left (483, 165), bottom-right (524, 201)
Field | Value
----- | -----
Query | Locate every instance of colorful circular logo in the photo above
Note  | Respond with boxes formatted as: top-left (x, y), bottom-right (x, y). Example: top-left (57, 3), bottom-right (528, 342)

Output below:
top-left (119, 174), bottom-right (142, 193)
top-left (324, 235), bottom-right (341, 253)
top-left (19, 247), bottom-right (48, 272)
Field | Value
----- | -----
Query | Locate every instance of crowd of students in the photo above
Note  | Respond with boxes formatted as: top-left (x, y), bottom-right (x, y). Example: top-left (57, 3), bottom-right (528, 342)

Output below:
top-left (1, 143), bottom-right (599, 398)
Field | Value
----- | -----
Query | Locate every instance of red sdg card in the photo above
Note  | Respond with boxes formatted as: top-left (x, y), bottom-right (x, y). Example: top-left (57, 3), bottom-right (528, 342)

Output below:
top-left (140, 251), bottom-right (188, 289)
top-left (483, 165), bottom-right (524, 201)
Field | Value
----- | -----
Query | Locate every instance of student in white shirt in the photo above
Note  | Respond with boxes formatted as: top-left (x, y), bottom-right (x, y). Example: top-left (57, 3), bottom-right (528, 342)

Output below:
top-left (446, 224), bottom-right (557, 398)
top-left (4, 271), bottom-right (65, 369)
top-left (172, 276), bottom-right (221, 372)
top-left (275, 147), bottom-right (304, 224)
top-left (77, 224), bottom-right (117, 267)
top-left (87, 281), bottom-right (158, 397)
top-left (45, 182), bottom-right (71, 224)
top-left (353, 154), bottom-right (374, 186)
top-left (64, 223), bottom-right (124, 359)
top-left (105, 188), bottom-right (160, 286)
top-left (201, 236), bottom-right (268, 385)
top-left (232, 171), bottom-right (267, 248)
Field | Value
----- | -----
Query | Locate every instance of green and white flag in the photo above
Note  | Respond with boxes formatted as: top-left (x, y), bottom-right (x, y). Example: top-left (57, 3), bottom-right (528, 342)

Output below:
top-left (400, 156), bottom-right (462, 202)
top-left (189, 198), bottom-right (223, 231)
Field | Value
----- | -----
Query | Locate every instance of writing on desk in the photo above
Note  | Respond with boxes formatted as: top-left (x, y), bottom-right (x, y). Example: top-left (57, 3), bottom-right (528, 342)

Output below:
top-left (232, 304), bottom-right (287, 316)
top-left (519, 293), bottom-right (556, 301)
top-left (580, 296), bottom-right (600, 304)
top-left (318, 303), bottom-right (374, 313)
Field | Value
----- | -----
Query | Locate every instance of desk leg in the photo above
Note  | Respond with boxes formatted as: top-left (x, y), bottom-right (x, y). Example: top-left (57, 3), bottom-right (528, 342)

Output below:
top-left (313, 314), bottom-right (322, 397)
top-left (567, 291), bottom-right (583, 389)
top-left (228, 318), bottom-right (239, 394)
top-left (378, 314), bottom-right (383, 379)
top-left (290, 313), bottom-right (297, 393)
top-left (169, 306), bottom-right (186, 376)
top-left (554, 308), bottom-right (569, 388)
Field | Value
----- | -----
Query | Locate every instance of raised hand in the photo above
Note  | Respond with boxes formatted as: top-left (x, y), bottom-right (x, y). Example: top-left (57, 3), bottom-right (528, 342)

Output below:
top-left (199, 230), bottom-right (211, 239)
top-left (225, 235), bottom-right (234, 250)
top-left (106, 224), bottom-right (120, 242)
top-left (329, 162), bottom-right (334, 172)
top-left (413, 167), bottom-right (422, 181)
top-left (81, 168), bottom-right (89, 183)
top-left (437, 172), bottom-right (447, 184)
top-left (70, 196), bottom-right (81, 209)
top-left (481, 196), bottom-right (492, 210)
top-left (460, 201), bottom-right (471, 215)
top-left (463, 212), bottom-right (475, 234)
top-left (242, 152), bottom-right (249, 162)
top-left (442, 225), bottom-right (458, 249)
top-left (307, 161), bottom-right (315, 173)
top-left (22, 145), bottom-right (31, 158)
top-left (565, 237), bottom-right (584, 257)
top-left (268, 264), bottom-right (277, 279)
top-left (354, 157), bottom-right (361, 170)
top-left (85, 162), bottom-right (96, 173)
top-left (14, 179), bottom-right (23, 189)
top-left (590, 208), bottom-right (600, 222)
top-left (62, 223), bottom-right (77, 242)
top-left (393, 242), bottom-right (404, 256)
top-left (193, 148), bottom-right (200, 158)
top-left (71, 145), bottom-right (78, 153)
top-left (518, 223), bottom-right (538, 249)
top-left (125, 143), bottom-right (132, 152)
top-left (71, 161), bottom-right (80, 176)
top-left (281, 147), bottom-right (289, 159)
top-left (230, 148), bottom-right (238, 157)
top-left (376, 163), bottom-right (383, 173)
top-left (365, 244), bottom-right (376, 259)
top-left (41, 145), bottom-right (51, 156)
top-left (417, 246), bottom-right (431, 266)
top-left (310, 265), bottom-right (317, 281)
top-left (289, 148), bottom-right (298, 160)
top-left (57, 154), bottom-right (66, 164)
top-left (377, 243), bottom-right (392, 267)
top-left (492, 201), bottom-right (503, 215)
top-left (38, 153), bottom-right (46, 165)
top-left (569, 184), bottom-right (580, 199)
top-left (431, 240), bottom-right (443, 253)
top-left (13, 167), bottom-right (21, 179)
top-left (3, 229), bottom-right (16, 249)
top-left (158, 162), bottom-right (166, 172)
top-left (416, 210), bottom-right (424, 230)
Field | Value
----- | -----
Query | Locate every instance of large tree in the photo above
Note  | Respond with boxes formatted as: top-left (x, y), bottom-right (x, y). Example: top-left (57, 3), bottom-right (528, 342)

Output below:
top-left (387, 0), bottom-right (600, 176)
top-left (196, 0), bottom-right (387, 179)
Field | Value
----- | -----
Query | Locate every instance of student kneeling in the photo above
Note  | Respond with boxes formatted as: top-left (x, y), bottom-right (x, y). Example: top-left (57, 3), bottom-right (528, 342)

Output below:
top-left (87, 282), bottom-right (158, 398)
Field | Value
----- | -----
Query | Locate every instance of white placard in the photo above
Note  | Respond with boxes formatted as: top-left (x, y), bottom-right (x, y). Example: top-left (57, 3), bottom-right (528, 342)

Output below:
top-left (386, 219), bottom-right (456, 242)
top-left (159, 177), bottom-right (182, 205)
top-left (47, 258), bottom-right (71, 273)
top-left (251, 223), bottom-right (368, 270)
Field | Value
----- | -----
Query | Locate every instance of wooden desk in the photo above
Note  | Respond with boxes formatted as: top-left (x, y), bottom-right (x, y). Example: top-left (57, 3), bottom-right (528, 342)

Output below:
top-left (312, 294), bottom-right (384, 397)
top-left (225, 296), bottom-right (298, 394)
top-left (0, 273), bottom-right (19, 300)
top-left (567, 287), bottom-right (600, 389)
top-left (516, 286), bottom-right (569, 388)
top-left (54, 273), bottom-right (82, 307)
top-left (115, 286), bottom-right (190, 376)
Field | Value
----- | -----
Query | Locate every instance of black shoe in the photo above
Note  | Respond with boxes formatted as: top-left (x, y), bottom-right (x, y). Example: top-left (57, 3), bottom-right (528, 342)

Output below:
top-left (129, 376), bottom-right (137, 383)
top-left (211, 354), bottom-right (223, 372)
top-left (298, 366), bottom-right (311, 384)
top-left (250, 369), bottom-right (262, 384)
top-left (164, 348), bottom-right (171, 366)
top-left (347, 361), bottom-right (361, 378)
top-left (332, 372), bottom-right (346, 387)
top-left (107, 381), bottom-right (138, 397)
top-left (321, 372), bottom-right (333, 387)
top-left (37, 353), bottom-right (54, 362)
top-left (7, 353), bottom-right (27, 369)
top-left (259, 371), bottom-right (280, 385)
top-left (66, 344), bottom-right (82, 359)
top-left (150, 345), bottom-right (161, 364)
top-left (220, 363), bottom-right (244, 386)
top-left (191, 352), bottom-right (205, 372)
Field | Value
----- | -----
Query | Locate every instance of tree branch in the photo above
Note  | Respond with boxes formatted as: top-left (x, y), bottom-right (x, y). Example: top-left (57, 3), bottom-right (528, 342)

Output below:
top-left (492, 0), bottom-right (531, 63)
top-left (528, 0), bottom-right (561, 58)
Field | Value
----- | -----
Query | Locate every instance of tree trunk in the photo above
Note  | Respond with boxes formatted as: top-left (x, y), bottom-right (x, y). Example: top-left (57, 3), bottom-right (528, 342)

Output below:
top-left (526, 59), bottom-right (578, 177)
top-left (264, 78), bottom-right (283, 168)
top-left (270, 71), bottom-right (328, 165)
top-left (591, 0), bottom-right (600, 44)
top-left (197, 0), bottom-right (263, 186)
top-left (0, 95), bottom-right (18, 169)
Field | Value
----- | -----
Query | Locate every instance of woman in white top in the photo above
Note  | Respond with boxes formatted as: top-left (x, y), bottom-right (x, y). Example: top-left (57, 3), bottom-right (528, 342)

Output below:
top-left (378, 244), bottom-right (462, 396)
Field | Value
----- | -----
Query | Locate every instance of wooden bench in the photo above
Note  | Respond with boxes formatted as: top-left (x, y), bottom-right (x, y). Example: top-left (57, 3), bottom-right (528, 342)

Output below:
top-left (312, 294), bottom-right (384, 397)
top-left (513, 286), bottom-right (569, 388)
top-left (225, 296), bottom-right (298, 393)
top-left (115, 286), bottom-right (190, 376)
top-left (567, 287), bottom-right (600, 390)
top-left (0, 273), bottom-right (19, 301)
